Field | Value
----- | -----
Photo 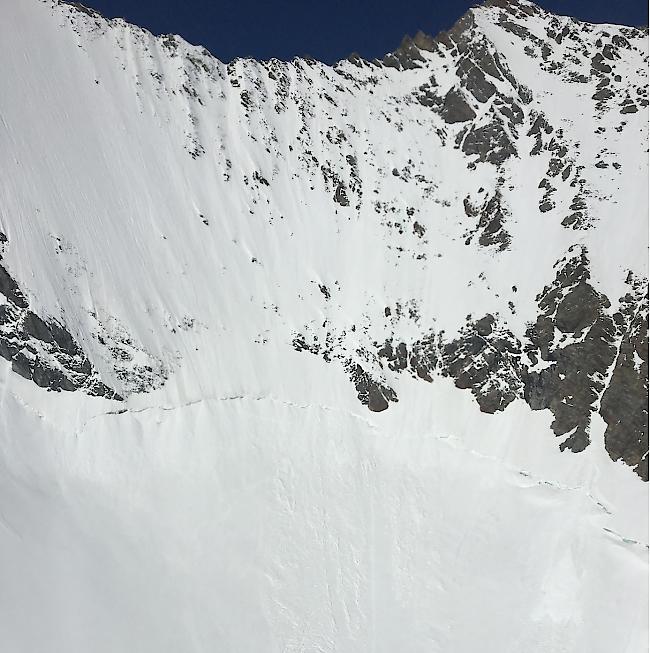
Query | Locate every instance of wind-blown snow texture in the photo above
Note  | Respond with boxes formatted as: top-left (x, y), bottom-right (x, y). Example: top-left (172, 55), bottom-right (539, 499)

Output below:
top-left (0, 0), bottom-right (648, 650)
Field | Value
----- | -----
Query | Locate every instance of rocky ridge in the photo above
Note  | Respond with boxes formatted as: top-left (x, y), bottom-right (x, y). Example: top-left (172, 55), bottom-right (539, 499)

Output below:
top-left (1, 0), bottom-right (646, 478)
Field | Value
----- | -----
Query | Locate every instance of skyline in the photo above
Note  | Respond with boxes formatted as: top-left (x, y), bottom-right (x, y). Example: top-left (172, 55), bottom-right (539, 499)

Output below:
top-left (74, 0), bottom-right (649, 65)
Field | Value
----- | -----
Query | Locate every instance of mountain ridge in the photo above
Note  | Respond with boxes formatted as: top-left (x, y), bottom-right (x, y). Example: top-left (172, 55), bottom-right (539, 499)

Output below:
top-left (0, 1), bottom-right (647, 649)
top-left (59, 0), bottom-right (649, 68)
top-left (8, 0), bottom-right (645, 477)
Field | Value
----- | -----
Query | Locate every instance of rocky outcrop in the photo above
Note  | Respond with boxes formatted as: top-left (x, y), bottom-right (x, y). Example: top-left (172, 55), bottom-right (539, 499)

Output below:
top-left (0, 233), bottom-right (121, 399)
top-left (523, 246), bottom-right (618, 452)
top-left (460, 118), bottom-right (518, 166)
top-left (0, 230), bottom-right (171, 400)
top-left (440, 88), bottom-right (476, 123)
top-left (346, 361), bottom-right (398, 412)
top-left (292, 245), bottom-right (648, 479)
top-left (463, 190), bottom-right (512, 251)
top-left (442, 314), bottom-right (524, 413)
top-left (600, 275), bottom-right (649, 480)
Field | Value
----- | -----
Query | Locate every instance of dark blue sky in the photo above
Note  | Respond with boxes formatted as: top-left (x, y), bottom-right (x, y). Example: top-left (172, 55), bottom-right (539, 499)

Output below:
top-left (81, 0), bottom-right (649, 64)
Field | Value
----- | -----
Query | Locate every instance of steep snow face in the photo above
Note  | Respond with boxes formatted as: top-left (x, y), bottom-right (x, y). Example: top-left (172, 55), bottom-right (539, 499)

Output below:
top-left (1, 0), bottom-right (647, 472)
top-left (0, 0), bottom-right (647, 651)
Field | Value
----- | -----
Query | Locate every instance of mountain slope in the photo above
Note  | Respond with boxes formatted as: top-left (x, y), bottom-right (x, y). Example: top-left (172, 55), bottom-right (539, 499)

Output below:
top-left (0, 0), bottom-right (647, 651)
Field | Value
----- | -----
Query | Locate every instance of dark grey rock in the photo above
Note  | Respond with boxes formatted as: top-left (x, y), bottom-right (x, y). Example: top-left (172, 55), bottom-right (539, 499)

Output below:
top-left (620, 103), bottom-right (638, 114)
top-left (461, 119), bottom-right (517, 166)
top-left (346, 362), bottom-right (397, 412)
top-left (475, 315), bottom-right (495, 336)
top-left (495, 95), bottom-right (524, 129)
top-left (0, 265), bottom-right (29, 308)
top-left (23, 312), bottom-right (55, 344)
top-left (600, 278), bottom-right (649, 480)
top-left (464, 191), bottom-right (512, 251)
top-left (457, 58), bottom-right (497, 103)
top-left (334, 183), bottom-right (350, 206)
top-left (0, 238), bottom-right (121, 399)
top-left (555, 281), bottom-right (605, 333)
top-left (440, 88), bottom-right (476, 124)
top-left (591, 53), bottom-right (612, 74)
top-left (59, 1), bottom-right (100, 18)
top-left (442, 315), bottom-right (524, 413)
top-left (523, 246), bottom-right (617, 453)
top-left (592, 87), bottom-right (615, 101)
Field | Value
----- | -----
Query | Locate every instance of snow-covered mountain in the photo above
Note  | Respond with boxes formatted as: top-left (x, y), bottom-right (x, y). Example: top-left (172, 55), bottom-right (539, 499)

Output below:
top-left (0, 0), bottom-right (647, 650)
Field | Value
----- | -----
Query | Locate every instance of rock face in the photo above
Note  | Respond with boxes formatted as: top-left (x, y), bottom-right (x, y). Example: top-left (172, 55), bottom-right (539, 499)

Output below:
top-left (346, 361), bottom-right (398, 412)
top-left (441, 88), bottom-right (477, 123)
top-left (600, 276), bottom-right (649, 480)
top-left (0, 0), bottom-right (647, 480)
top-left (0, 230), bottom-right (168, 399)
top-left (463, 190), bottom-right (512, 250)
top-left (292, 245), bottom-right (645, 478)
top-left (523, 246), bottom-right (618, 453)
top-left (0, 233), bottom-right (121, 399)
top-left (442, 314), bottom-right (524, 413)
top-left (285, 0), bottom-right (647, 479)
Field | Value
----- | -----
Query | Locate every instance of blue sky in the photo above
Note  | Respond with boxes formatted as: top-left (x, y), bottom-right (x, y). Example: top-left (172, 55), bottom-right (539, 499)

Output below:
top-left (80, 0), bottom-right (649, 64)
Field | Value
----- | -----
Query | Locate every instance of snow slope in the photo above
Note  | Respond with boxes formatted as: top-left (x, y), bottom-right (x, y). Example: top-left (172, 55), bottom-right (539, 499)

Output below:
top-left (0, 0), bottom-right (647, 650)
